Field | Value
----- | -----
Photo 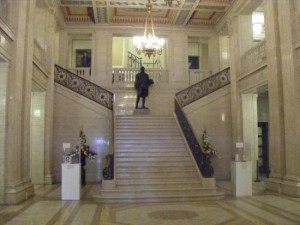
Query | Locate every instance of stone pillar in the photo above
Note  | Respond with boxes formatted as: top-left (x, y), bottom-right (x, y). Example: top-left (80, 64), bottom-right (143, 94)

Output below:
top-left (58, 30), bottom-right (69, 68)
top-left (242, 94), bottom-right (258, 179)
top-left (93, 30), bottom-right (113, 87)
top-left (0, 61), bottom-right (9, 203)
top-left (238, 15), bottom-right (255, 55)
top-left (30, 92), bottom-right (46, 184)
top-left (277, 0), bottom-right (300, 196)
top-left (4, 0), bottom-right (36, 204)
top-left (168, 32), bottom-right (188, 90)
top-left (264, 0), bottom-right (286, 191)
top-left (44, 9), bottom-right (56, 184)
top-left (210, 34), bottom-right (221, 74)
top-left (228, 16), bottom-right (243, 155)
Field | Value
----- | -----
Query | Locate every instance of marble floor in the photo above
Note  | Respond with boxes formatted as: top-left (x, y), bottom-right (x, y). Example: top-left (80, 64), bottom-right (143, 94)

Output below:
top-left (1, 181), bottom-right (300, 225)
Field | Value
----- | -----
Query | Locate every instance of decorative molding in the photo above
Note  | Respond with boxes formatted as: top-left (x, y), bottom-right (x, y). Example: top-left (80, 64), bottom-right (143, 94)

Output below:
top-left (0, 18), bottom-right (15, 41)
top-left (33, 64), bottom-right (49, 90)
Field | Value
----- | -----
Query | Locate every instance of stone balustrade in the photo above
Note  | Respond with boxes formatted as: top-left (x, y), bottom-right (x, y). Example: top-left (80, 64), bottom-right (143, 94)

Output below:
top-left (33, 40), bottom-right (50, 73)
top-left (112, 68), bottom-right (169, 87)
top-left (241, 40), bottom-right (267, 74)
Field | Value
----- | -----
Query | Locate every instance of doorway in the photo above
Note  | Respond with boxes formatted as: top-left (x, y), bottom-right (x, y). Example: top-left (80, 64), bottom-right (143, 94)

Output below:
top-left (30, 82), bottom-right (46, 184)
top-left (257, 91), bottom-right (270, 178)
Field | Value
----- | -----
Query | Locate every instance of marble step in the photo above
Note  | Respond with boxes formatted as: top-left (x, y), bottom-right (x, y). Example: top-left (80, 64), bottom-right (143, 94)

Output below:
top-left (116, 166), bottom-right (195, 173)
top-left (116, 172), bottom-right (199, 179)
top-left (94, 190), bottom-right (225, 204)
top-left (116, 130), bottom-right (181, 135)
top-left (115, 143), bottom-right (186, 149)
top-left (115, 156), bottom-right (191, 162)
top-left (115, 133), bottom-right (181, 138)
top-left (115, 151), bottom-right (188, 157)
top-left (116, 177), bottom-right (201, 185)
top-left (116, 139), bottom-right (184, 144)
top-left (116, 147), bottom-right (187, 153)
top-left (116, 161), bottom-right (193, 167)
top-left (116, 179), bottom-right (202, 187)
top-left (116, 116), bottom-right (174, 120)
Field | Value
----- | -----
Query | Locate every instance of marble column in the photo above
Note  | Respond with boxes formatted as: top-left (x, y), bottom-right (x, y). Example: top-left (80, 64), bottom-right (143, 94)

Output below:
top-left (264, 0), bottom-right (286, 191)
top-left (44, 9), bottom-right (56, 184)
top-left (209, 34), bottom-right (220, 74)
top-left (228, 16), bottom-right (243, 156)
top-left (277, 0), bottom-right (300, 196)
top-left (0, 61), bottom-right (9, 203)
top-left (168, 32), bottom-right (188, 90)
top-left (58, 30), bottom-right (69, 68)
top-left (241, 94), bottom-right (258, 179)
top-left (93, 30), bottom-right (113, 87)
top-left (4, 0), bottom-right (36, 204)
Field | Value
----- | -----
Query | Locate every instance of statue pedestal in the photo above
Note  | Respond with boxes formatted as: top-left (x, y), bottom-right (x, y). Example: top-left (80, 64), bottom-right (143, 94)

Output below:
top-left (133, 108), bottom-right (150, 115)
top-left (231, 161), bottom-right (252, 197)
top-left (61, 163), bottom-right (81, 200)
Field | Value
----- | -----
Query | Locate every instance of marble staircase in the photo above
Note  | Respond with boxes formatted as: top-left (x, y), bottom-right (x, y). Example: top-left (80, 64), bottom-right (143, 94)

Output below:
top-left (95, 115), bottom-right (225, 203)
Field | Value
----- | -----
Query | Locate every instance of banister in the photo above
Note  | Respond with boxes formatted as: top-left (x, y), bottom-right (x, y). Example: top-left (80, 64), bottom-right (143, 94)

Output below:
top-left (54, 64), bottom-right (113, 110)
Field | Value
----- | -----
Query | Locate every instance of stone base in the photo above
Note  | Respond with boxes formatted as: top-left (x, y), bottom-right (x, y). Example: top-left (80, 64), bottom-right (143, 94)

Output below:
top-left (44, 173), bottom-right (56, 185)
top-left (4, 180), bottom-right (34, 204)
top-left (267, 176), bottom-right (300, 197)
top-left (102, 179), bottom-right (116, 190)
top-left (133, 108), bottom-right (150, 115)
top-left (202, 177), bottom-right (216, 188)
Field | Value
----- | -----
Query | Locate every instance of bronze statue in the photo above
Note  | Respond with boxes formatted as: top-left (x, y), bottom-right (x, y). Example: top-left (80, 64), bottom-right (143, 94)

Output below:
top-left (135, 66), bottom-right (153, 109)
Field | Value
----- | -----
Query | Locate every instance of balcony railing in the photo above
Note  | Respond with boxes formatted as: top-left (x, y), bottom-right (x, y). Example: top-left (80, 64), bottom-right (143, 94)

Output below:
top-left (112, 68), bottom-right (169, 87)
top-left (241, 40), bottom-right (267, 73)
top-left (33, 40), bottom-right (50, 73)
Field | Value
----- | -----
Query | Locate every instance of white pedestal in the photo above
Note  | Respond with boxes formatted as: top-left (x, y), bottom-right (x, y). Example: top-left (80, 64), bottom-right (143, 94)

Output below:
top-left (61, 163), bottom-right (81, 200)
top-left (231, 161), bottom-right (252, 197)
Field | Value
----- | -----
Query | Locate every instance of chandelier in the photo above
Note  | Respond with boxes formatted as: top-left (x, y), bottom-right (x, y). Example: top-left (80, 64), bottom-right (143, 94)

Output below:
top-left (133, 2), bottom-right (165, 58)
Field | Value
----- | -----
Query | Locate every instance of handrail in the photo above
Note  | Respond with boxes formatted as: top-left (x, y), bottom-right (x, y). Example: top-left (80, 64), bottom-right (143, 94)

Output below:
top-left (176, 67), bottom-right (230, 107)
top-left (128, 51), bottom-right (142, 68)
top-left (174, 98), bottom-right (213, 177)
top-left (54, 64), bottom-right (113, 110)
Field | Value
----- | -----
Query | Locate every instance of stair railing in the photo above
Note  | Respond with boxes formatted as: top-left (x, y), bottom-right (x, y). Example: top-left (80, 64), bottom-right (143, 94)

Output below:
top-left (128, 51), bottom-right (142, 68)
top-left (54, 64), bottom-right (113, 110)
top-left (174, 67), bottom-right (231, 178)
top-left (176, 67), bottom-right (230, 108)
top-left (174, 98), bottom-right (213, 177)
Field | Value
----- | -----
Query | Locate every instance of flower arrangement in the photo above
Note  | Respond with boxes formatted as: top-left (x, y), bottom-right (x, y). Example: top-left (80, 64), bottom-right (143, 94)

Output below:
top-left (67, 130), bottom-right (96, 161)
top-left (201, 129), bottom-right (220, 158)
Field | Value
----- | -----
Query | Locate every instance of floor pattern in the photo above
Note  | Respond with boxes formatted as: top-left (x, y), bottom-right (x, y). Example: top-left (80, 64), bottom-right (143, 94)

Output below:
top-left (0, 182), bottom-right (300, 225)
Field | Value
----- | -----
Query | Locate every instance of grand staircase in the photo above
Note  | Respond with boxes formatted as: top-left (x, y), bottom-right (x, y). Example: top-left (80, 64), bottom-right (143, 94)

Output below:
top-left (94, 115), bottom-right (225, 203)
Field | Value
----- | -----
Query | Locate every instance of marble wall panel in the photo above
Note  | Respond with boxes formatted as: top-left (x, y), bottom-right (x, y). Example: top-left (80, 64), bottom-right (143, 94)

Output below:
top-left (53, 85), bottom-right (112, 183)
top-left (184, 87), bottom-right (232, 180)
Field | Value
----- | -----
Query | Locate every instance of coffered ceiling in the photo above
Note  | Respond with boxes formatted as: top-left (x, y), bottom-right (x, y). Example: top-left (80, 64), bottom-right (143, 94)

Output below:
top-left (57, 0), bottom-right (233, 28)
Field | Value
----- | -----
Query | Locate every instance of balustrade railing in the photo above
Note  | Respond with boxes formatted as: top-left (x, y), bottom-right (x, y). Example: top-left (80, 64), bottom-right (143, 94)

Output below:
top-left (241, 40), bottom-right (266, 73)
top-left (69, 67), bottom-right (91, 80)
top-left (176, 67), bottom-right (230, 107)
top-left (174, 98), bottom-right (213, 177)
top-left (54, 65), bottom-right (113, 110)
top-left (128, 51), bottom-right (142, 68)
top-left (112, 68), bottom-right (169, 86)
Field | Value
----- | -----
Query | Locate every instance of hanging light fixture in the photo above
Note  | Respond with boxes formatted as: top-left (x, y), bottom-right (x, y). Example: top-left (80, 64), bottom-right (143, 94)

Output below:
top-left (149, 0), bottom-right (181, 7)
top-left (133, 1), bottom-right (165, 58)
top-left (164, 0), bottom-right (181, 7)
